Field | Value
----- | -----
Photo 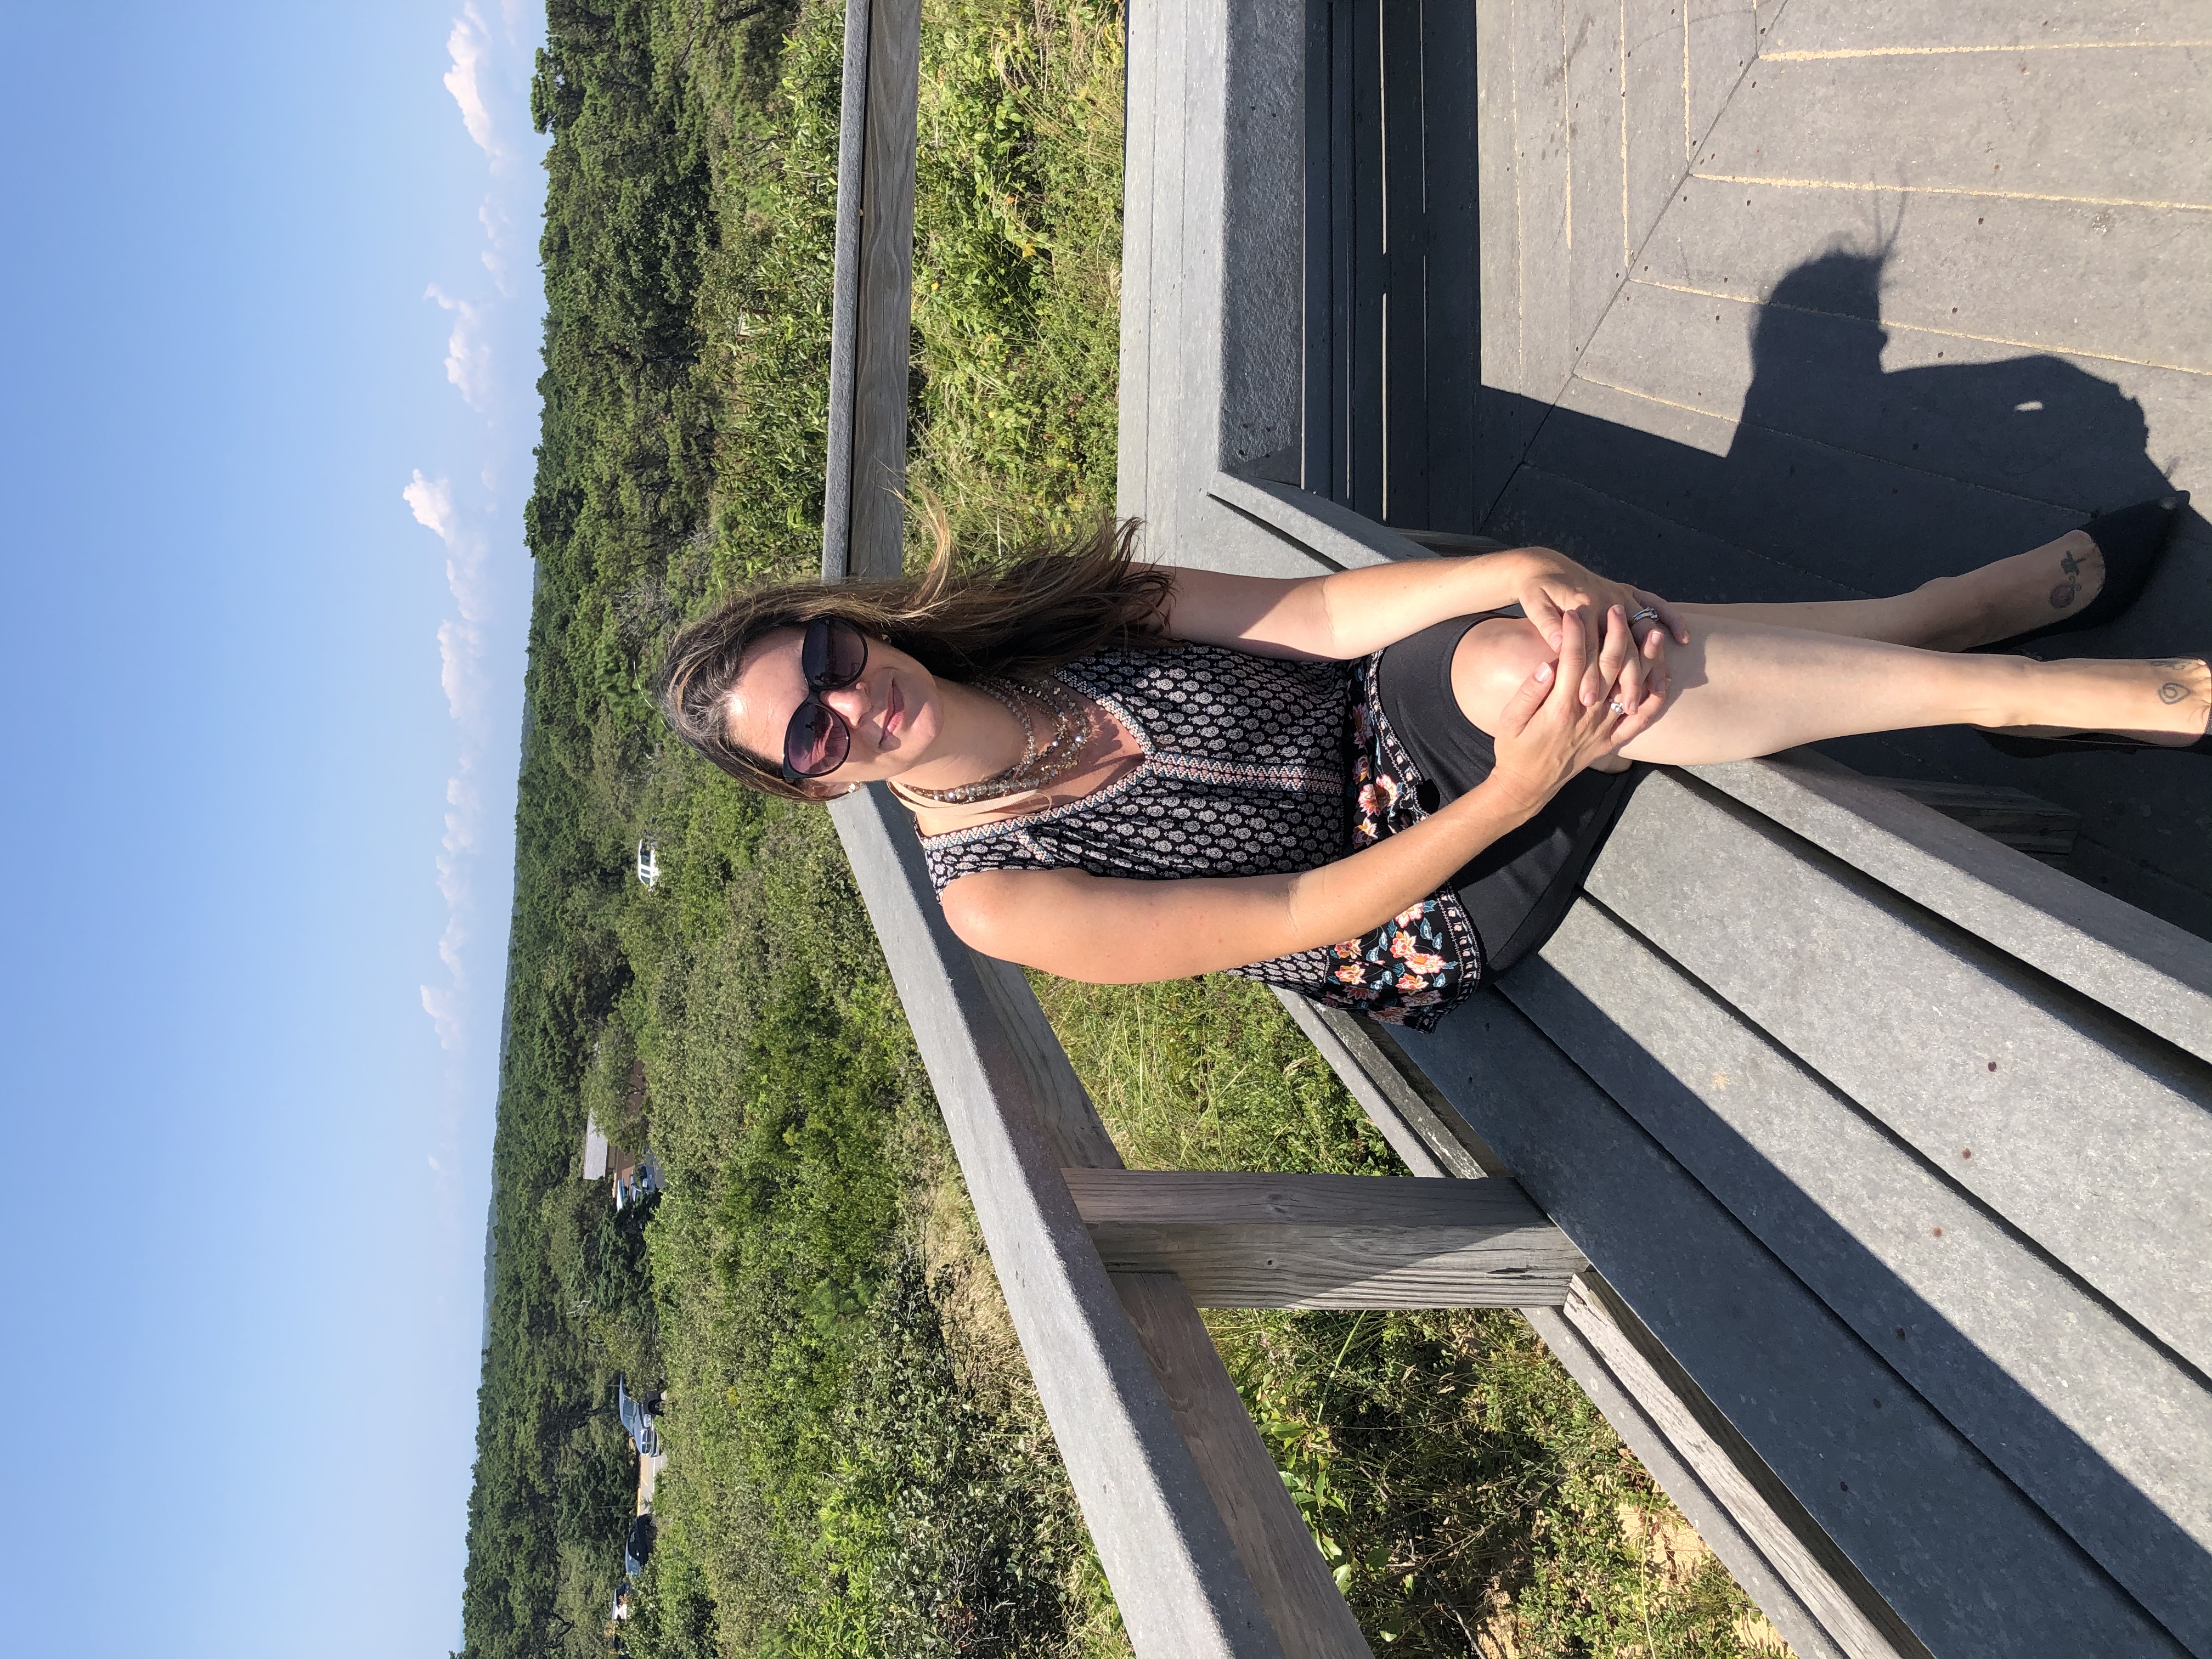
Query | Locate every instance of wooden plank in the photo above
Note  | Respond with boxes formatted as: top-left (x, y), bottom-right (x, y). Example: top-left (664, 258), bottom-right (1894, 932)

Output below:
top-left (1685, 0), bottom-right (1758, 164)
top-left (1533, 368), bottom-right (2081, 590)
top-left (1686, 750), bottom-right (2212, 1069)
top-left (1207, 470), bottom-right (1438, 569)
top-left (1069, 1169), bottom-right (1555, 1228)
top-left (828, 786), bottom-right (1289, 1658)
top-left (1067, 1170), bottom-right (1582, 1308)
top-left (1515, 0), bottom-right (1579, 405)
top-left (1474, 0), bottom-right (1533, 517)
top-left (1863, 777), bottom-right (2081, 864)
top-left (1485, 458), bottom-right (1864, 603)
top-left (1513, 897), bottom-right (2212, 1652)
top-left (1325, 0), bottom-right (1358, 505)
top-left (1270, 989), bottom-right (1507, 1177)
top-left (1350, 0), bottom-right (1386, 519)
top-left (1562, 0), bottom-right (1629, 355)
top-left (1582, 768), bottom-right (2212, 1372)
top-left (1565, 272), bottom-right (2203, 524)
top-left (847, 0), bottom-right (921, 580)
top-left (1635, 170), bottom-right (2212, 378)
top-left (1698, 53), bottom-right (2212, 207)
top-left (1302, 0), bottom-right (1335, 498)
top-left (1391, 991), bottom-right (2192, 1657)
top-left (1381, 0), bottom-right (1429, 526)
top-left (1290, 992), bottom-right (1922, 1659)
top-left (1763, 0), bottom-right (2212, 55)
top-left (1114, 1274), bottom-right (1376, 1659)
top-left (1420, 0), bottom-right (1480, 531)
top-left (819, 0), bottom-right (874, 580)
top-left (1622, 0), bottom-right (1689, 259)
top-left (1548, 1283), bottom-right (1926, 1659)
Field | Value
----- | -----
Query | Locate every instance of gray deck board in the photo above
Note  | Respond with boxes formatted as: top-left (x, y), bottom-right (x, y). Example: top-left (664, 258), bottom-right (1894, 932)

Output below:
top-left (1580, 769), bottom-right (2212, 1369)
top-left (1511, 897), bottom-right (2212, 1650)
top-left (1393, 994), bottom-right (2188, 1658)
top-left (1761, 1), bottom-right (2212, 54)
top-left (1702, 50), bottom-right (2212, 205)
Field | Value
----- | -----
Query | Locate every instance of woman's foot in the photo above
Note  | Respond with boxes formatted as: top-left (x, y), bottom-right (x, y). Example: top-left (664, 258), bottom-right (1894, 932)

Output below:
top-left (1927, 494), bottom-right (2188, 651)
top-left (1992, 655), bottom-right (2211, 748)
top-left (1936, 528), bottom-right (2106, 649)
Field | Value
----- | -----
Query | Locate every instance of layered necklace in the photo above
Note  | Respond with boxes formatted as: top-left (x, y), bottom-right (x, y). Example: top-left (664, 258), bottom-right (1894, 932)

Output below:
top-left (893, 674), bottom-right (1096, 806)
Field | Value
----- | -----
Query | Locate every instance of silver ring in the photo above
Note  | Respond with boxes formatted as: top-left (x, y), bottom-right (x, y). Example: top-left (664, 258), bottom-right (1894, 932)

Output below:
top-left (1609, 698), bottom-right (1628, 715)
top-left (1628, 607), bottom-right (1661, 626)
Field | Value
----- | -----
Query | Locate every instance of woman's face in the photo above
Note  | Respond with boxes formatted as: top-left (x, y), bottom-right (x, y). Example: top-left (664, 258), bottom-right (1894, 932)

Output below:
top-left (723, 625), bottom-right (946, 793)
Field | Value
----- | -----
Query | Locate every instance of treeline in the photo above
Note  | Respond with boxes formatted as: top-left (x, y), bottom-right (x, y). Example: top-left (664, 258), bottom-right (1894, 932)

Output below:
top-left (460, 3), bottom-right (1130, 1657)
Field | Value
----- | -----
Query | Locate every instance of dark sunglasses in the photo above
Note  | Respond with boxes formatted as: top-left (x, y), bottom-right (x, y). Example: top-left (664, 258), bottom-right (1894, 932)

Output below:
top-left (780, 617), bottom-right (870, 783)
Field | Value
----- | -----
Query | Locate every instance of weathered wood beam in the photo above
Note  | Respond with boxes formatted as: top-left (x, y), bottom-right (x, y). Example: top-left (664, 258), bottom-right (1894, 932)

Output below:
top-left (821, 0), bottom-right (920, 583)
top-left (1066, 1169), bottom-right (1583, 1308)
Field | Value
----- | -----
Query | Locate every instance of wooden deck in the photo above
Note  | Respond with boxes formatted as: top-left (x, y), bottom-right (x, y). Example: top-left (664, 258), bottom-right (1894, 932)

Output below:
top-left (1121, 4), bottom-right (2212, 1655)
top-left (1466, 0), bottom-right (2212, 936)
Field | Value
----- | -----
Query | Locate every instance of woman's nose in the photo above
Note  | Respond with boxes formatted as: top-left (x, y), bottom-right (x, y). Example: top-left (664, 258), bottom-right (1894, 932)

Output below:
top-left (823, 680), bottom-right (872, 729)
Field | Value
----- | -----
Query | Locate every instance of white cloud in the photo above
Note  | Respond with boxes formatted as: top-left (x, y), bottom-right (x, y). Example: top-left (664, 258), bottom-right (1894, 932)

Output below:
top-left (415, 1), bottom-right (544, 1081)
top-left (403, 469), bottom-right (455, 540)
top-left (443, 4), bottom-right (504, 166)
top-left (425, 284), bottom-right (493, 411)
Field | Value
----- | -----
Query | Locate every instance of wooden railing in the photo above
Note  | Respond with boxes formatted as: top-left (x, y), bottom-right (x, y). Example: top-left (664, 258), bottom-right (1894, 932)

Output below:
top-left (810, 5), bottom-right (1586, 1654)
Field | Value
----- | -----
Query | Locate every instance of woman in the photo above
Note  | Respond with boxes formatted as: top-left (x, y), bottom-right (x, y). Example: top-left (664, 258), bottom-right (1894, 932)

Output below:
top-left (658, 494), bottom-right (2204, 1029)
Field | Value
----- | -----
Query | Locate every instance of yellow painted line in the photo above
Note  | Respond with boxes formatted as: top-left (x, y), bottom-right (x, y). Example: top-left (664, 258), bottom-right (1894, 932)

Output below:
top-left (1763, 42), bottom-right (2212, 60)
top-left (1572, 372), bottom-right (1740, 425)
top-left (1690, 171), bottom-right (2212, 215)
top-left (1630, 278), bottom-right (2212, 379)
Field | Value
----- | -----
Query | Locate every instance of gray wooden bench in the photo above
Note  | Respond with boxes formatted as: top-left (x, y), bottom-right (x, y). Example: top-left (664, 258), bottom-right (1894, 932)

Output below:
top-left (1122, 4), bottom-right (2212, 1657)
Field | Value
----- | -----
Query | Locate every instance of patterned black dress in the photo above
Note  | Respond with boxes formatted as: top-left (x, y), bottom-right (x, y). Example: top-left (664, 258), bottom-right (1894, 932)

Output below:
top-left (916, 641), bottom-right (1485, 1028)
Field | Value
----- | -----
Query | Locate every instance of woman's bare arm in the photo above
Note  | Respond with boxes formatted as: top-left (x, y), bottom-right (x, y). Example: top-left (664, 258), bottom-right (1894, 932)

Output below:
top-left (942, 609), bottom-right (1667, 981)
top-left (942, 780), bottom-right (1542, 980)
top-left (1154, 552), bottom-right (1689, 707)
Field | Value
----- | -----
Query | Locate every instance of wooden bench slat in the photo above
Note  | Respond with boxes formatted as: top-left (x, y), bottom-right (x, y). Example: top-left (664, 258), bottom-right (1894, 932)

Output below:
top-left (1689, 750), bottom-right (2212, 1069)
top-left (1587, 768), bottom-right (2212, 1372)
top-left (1512, 896), bottom-right (2212, 1652)
top-left (1393, 993), bottom-right (2188, 1658)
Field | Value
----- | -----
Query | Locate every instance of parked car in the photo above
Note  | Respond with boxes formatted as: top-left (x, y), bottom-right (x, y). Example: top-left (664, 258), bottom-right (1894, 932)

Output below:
top-left (616, 1373), bottom-right (660, 1457)
top-left (624, 1513), bottom-right (656, 1578)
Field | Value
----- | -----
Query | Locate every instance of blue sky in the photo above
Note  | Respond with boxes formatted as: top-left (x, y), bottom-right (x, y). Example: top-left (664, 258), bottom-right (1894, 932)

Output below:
top-left (0, 3), bottom-right (543, 1651)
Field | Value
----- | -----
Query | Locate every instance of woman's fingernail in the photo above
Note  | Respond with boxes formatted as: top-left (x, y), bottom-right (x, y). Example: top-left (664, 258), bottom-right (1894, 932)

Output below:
top-left (1535, 663), bottom-right (1552, 682)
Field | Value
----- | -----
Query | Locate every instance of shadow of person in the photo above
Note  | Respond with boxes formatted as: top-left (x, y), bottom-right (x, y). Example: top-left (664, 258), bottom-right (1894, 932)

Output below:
top-left (1724, 246), bottom-right (2209, 936)
top-left (1733, 247), bottom-right (2180, 577)
top-left (1486, 241), bottom-right (2210, 937)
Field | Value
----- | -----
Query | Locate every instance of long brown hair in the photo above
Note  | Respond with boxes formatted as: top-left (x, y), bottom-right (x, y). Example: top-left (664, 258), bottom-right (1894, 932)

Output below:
top-left (657, 514), bottom-right (1176, 799)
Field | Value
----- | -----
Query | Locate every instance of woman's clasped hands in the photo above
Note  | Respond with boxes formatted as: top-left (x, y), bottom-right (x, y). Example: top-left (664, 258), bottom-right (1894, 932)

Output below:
top-left (1514, 551), bottom-right (1688, 712)
top-left (1486, 595), bottom-right (1672, 815)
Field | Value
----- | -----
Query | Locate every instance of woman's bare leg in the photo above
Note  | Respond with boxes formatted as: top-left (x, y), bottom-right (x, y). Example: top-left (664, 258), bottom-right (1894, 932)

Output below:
top-left (1451, 612), bottom-right (2210, 763)
top-left (1675, 528), bottom-right (2104, 650)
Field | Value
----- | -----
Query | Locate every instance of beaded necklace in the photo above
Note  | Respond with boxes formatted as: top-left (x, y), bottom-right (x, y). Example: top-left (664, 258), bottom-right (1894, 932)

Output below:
top-left (892, 675), bottom-right (1097, 806)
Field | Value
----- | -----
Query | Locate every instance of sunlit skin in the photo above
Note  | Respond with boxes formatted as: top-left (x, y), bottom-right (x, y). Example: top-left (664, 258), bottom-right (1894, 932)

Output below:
top-left (719, 538), bottom-right (2209, 986)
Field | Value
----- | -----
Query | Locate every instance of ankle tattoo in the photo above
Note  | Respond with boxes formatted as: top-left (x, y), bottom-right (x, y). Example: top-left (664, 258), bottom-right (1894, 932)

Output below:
top-left (2049, 547), bottom-right (2084, 612)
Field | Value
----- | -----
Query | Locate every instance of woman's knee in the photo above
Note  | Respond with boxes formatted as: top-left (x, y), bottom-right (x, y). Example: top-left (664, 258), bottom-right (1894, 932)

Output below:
top-left (1448, 617), bottom-right (1554, 735)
